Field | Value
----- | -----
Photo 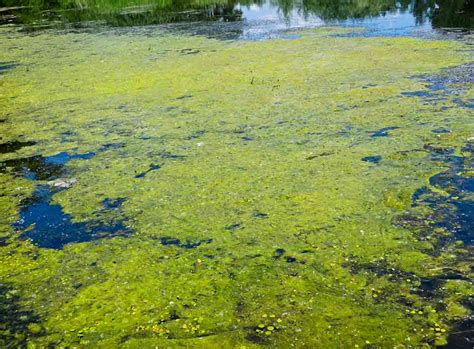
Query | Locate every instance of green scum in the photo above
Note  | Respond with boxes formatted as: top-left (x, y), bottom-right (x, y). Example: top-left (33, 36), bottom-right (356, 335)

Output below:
top-left (0, 26), bottom-right (472, 347)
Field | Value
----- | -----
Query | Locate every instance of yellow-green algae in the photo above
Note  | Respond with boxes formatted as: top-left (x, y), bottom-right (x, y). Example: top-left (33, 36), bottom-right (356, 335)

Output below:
top-left (0, 26), bottom-right (473, 348)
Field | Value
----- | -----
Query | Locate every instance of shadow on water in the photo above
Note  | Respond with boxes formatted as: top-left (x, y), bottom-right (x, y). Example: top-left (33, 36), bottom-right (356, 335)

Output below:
top-left (1, 150), bottom-right (132, 249)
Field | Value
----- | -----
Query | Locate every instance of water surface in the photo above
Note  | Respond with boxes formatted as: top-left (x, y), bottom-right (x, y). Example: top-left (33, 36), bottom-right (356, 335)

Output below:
top-left (0, 0), bottom-right (473, 348)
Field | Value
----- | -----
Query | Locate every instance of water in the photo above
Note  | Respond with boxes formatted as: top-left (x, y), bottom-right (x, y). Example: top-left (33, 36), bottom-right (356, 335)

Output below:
top-left (1, 0), bottom-right (473, 39)
top-left (0, 0), bottom-right (473, 348)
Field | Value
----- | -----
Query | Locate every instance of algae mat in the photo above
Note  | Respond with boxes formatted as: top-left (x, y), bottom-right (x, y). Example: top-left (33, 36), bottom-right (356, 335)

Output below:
top-left (0, 26), bottom-right (473, 348)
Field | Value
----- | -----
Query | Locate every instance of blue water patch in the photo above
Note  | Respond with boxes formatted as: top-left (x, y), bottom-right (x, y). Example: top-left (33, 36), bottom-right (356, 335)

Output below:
top-left (135, 163), bottom-right (161, 178)
top-left (0, 62), bottom-right (18, 74)
top-left (14, 186), bottom-right (131, 249)
top-left (361, 155), bottom-right (382, 164)
top-left (13, 185), bottom-right (131, 249)
top-left (454, 200), bottom-right (474, 245)
top-left (453, 98), bottom-right (474, 109)
top-left (2, 150), bottom-right (133, 249)
top-left (406, 147), bottom-right (474, 245)
top-left (45, 151), bottom-right (95, 165)
top-left (371, 126), bottom-right (399, 138)
top-left (401, 91), bottom-right (433, 98)
top-left (432, 128), bottom-right (451, 134)
top-left (99, 143), bottom-right (126, 151)
top-left (0, 151), bottom-right (95, 180)
top-left (103, 197), bottom-right (127, 209)
top-left (159, 236), bottom-right (212, 249)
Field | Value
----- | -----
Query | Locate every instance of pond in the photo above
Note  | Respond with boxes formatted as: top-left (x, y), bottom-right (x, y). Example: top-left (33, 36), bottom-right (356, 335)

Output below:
top-left (0, 0), bottom-right (473, 348)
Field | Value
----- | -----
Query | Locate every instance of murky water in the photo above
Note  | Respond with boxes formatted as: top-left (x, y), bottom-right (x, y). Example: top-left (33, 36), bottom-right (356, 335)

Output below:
top-left (0, 0), bottom-right (473, 348)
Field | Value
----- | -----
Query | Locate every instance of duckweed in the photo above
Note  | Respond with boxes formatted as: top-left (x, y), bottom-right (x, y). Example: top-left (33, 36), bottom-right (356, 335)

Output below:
top-left (0, 24), bottom-right (473, 348)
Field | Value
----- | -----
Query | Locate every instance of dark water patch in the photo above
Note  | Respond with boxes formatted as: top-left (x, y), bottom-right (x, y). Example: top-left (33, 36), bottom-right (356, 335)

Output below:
top-left (370, 126), bottom-right (399, 138)
top-left (100, 142), bottom-right (126, 151)
top-left (361, 155), bottom-right (382, 164)
top-left (453, 98), bottom-right (474, 109)
top-left (335, 104), bottom-right (352, 111)
top-left (411, 187), bottom-right (433, 206)
top-left (423, 143), bottom-right (454, 155)
top-left (103, 197), bottom-right (127, 209)
top-left (442, 315), bottom-right (474, 349)
top-left (252, 211), bottom-right (268, 219)
top-left (117, 104), bottom-right (128, 111)
top-left (246, 331), bottom-right (269, 345)
top-left (224, 223), bottom-right (241, 231)
top-left (135, 163), bottom-right (161, 178)
top-left (362, 83), bottom-right (377, 89)
top-left (306, 152), bottom-right (334, 160)
top-left (1, 156), bottom-right (66, 180)
top-left (344, 257), bottom-right (406, 279)
top-left (158, 236), bottom-right (212, 249)
top-left (0, 284), bottom-right (43, 348)
top-left (300, 249), bottom-right (314, 254)
top-left (160, 151), bottom-right (186, 160)
top-left (180, 48), bottom-right (200, 55)
top-left (14, 185), bottom-right (131, 249)
top-left (241, 136), bottom-right (254, 141)
top-left (452, 200), bottom-right (474, 245)
top-left (0, 236), bottom-right (9, 247)
top-left (430, 172), bottom-right (474, 196)
top-left (396, 139), bottom-right (473, 248)
top-left (46, 151), bottom-right (95, 165)
top-left (274, 248), bottom-right (285, 255)
top-left (0, 140), bottom-right (36, 154)
top-left (404, 189), bottom-right (473, 246)
top-left (414, 274), bottom-right (471, 300)
top-left (61, 130), bottom-right (75, 136)
top-left (176, 95), bottom-right (192, 100)
top-left (432, 128), bottom-right (451, 134)
top-left (401, 91), bottom-right (433, 98)
top-left (60, 130), bottom-right (77, 142)
top-left (272, 248), bottom-right (285, 259)
top-left (286, 256), bottom-right (297, 263)
top-left (418, 63), bottom-right (474, 91)
top-left (0, 62), bottom-right (18, 74)
top-left (403, 63), bottom-right (474, 113)
top-left (5, 150), bottom-right (133, 249)
top-left (414, 278), bottom-right (441, 299)
top-left (181, 239), bottom-right (212, 249)
top-left (159, 236), bottom-right (180, 246)
top-left (462, 143), bottom-right (474, 153)
top-left (186, 130), bottom-right (206, 140)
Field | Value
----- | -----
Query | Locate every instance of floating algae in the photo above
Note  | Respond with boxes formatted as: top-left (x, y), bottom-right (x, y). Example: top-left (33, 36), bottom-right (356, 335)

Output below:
top-left (0, 25), bottom-right (473, 348)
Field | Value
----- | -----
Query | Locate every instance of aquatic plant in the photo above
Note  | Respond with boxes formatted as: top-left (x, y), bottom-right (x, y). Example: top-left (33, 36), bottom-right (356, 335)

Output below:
top-left (0, 25), bottom-right (473, 347)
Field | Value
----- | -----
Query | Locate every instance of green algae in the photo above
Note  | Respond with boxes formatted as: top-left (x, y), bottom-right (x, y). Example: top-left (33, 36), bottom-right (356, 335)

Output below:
top-left (0, 26), bottom-right (473, 347)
